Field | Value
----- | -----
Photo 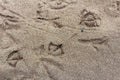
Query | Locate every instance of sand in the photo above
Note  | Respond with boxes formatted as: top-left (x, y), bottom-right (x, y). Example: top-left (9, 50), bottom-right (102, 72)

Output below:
top-left (0, 0), bottom-right (120, 80)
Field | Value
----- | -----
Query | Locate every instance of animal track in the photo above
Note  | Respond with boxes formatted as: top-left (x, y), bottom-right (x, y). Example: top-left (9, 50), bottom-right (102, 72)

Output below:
top-left (78, 36), bottom-right (109, 45)
top-left (79, 9), bottom-right (101, 27)
top-left (105, 0), bottom-right (120, 17)
top-left (36, 2), bottom-right (60, 21)
top-left (53, 21), bottom-right (63, 28)
top-left (78, 36), bottom-right (109, 51)
top-left (48, 0), bottom-right (68, 10)
top-left (37, 0), bottom-right (77, 11)
top-left (0, 13), bottom-right (21, 30)
top-left (48, 42), bottom-right (64, 56)
top-left (36, 2), bottom-right (49, 20)
top-left (48, 0), bottom-right (77, 10)
top-left (6, 50), bottom-right (23, 67)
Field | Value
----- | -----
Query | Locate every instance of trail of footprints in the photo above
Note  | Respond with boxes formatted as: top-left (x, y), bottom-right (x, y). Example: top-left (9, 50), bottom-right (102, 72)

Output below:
top-left (6, 42), bottom-right (64, 80)
top-left (36, 0), bottom-right (120, 28)
top-left (4, 0), bottom-right (119, 70)
top-left (0, 0), bottom-right (119, 30)
top-left (36, 0), bottom-right (102, 28)
top-left (6, 42), bottom-right (64, 70)
top-left (1, 0), bottom-right (120, 79)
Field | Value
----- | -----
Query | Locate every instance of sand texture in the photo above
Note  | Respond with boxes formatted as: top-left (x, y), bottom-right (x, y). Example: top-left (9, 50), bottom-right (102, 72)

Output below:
top-left (0, 0), bottom-right (120, 80)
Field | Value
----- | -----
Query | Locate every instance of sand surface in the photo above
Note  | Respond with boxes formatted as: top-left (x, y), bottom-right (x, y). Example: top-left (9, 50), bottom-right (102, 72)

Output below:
top-left (0, 0), bottom-right (120, 80)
